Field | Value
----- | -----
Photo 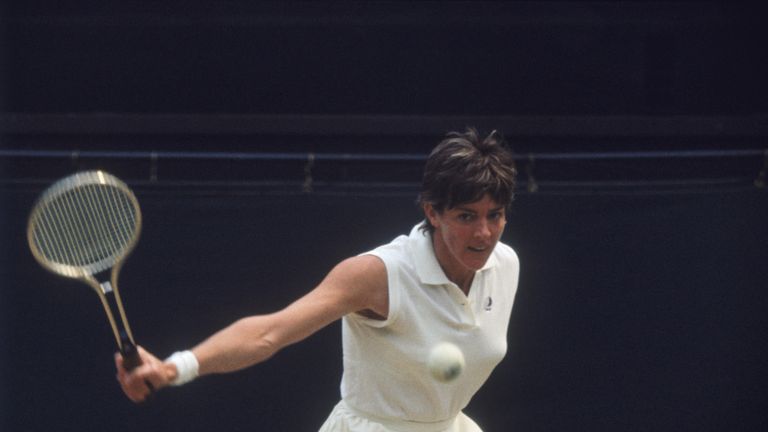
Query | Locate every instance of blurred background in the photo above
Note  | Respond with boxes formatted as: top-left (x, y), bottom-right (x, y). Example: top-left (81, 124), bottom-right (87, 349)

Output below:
top-left (1, 2), bottom-right (767, 431)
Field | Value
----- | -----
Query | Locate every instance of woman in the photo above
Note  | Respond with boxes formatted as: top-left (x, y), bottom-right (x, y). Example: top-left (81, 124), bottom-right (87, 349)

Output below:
top-left (116, 128), bottom-right (520, 432)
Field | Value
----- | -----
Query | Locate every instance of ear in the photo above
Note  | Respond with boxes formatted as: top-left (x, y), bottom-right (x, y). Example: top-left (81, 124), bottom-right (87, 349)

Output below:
top-left (423, 203), bottom-right (441, 229)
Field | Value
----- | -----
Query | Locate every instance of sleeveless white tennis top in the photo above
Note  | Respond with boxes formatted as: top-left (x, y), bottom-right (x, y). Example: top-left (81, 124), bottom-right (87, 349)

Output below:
top-left (320, 224), bottom-right (519, 431)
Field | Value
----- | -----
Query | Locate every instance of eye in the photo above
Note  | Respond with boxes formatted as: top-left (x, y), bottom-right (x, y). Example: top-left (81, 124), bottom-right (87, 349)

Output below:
top-left (488, 211), bottom-right (505, 221)
top-left (458, 213), bottom-right (474, 222)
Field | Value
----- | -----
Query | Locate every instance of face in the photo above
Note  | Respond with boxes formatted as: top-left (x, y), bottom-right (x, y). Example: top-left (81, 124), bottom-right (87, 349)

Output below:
top-left (425, 194), bottom-right (507, 281)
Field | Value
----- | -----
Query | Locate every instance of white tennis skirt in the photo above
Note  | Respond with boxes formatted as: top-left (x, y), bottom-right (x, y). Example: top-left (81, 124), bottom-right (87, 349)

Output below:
top-left (318, 401), bottom-right (483, 432)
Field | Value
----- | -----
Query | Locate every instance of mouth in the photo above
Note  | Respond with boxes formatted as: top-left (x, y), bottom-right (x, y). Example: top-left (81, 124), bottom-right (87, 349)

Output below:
top-left (467, 246), bottom-right (489, 253)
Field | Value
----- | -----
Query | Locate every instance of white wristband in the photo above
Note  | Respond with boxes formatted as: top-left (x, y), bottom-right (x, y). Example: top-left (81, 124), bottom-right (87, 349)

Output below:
top-left (166, 350), bottom-right (199, 386)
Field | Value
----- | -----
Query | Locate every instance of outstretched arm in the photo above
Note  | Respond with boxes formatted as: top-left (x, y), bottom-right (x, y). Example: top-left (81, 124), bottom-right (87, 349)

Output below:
top-left (116, 254), bottom-right (387, 402)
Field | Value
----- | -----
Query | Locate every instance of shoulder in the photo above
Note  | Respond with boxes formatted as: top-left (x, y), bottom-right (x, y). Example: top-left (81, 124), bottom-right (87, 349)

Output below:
top-left (494, 241), bottom-right (519, 265)
top-left (492, 241), bottom-right (520, 277)
top-left (364, 234), bottom-right (410, 258)
top-left (359, 234), bottom-right (414, 275)
top-left (332, 254), bottom-right (387, 279)
top-left (327, 255), bottom-right (387, 291)
top-left (321, 255), bottom-right (388, 315)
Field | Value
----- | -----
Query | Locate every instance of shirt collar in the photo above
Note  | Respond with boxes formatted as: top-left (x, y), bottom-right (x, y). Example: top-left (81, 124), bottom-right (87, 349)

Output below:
top-left (409, 222), bottom-right (498, 286)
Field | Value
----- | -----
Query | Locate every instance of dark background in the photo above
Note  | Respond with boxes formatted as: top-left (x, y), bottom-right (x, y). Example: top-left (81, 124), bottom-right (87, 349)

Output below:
top-left (1, 2), bottom-right (767, 431)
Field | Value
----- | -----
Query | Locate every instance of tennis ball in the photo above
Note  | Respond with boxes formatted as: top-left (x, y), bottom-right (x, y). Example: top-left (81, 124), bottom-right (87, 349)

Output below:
top-left (427, 342), bottom-right (465, 382)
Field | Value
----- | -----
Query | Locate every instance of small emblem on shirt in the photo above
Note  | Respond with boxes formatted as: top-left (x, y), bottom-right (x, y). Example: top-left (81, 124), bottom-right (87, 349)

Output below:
top-left (483, 296), bottom-right (493, 311)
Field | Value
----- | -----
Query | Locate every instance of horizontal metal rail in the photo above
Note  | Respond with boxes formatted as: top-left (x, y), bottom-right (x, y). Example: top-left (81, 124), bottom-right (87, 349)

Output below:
top-left (0, 148), bottom-right (764, 162)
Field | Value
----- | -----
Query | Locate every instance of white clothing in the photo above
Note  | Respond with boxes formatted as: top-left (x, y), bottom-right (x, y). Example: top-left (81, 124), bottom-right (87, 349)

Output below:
top-left (320, 224), bottom-right (520, 431)
top-left (319, 400), bottom-right (482, 432)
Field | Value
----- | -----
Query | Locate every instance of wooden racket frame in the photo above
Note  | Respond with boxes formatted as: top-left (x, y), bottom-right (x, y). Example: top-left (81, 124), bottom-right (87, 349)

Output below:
top-left (27, 170), bottom-right (142, 361)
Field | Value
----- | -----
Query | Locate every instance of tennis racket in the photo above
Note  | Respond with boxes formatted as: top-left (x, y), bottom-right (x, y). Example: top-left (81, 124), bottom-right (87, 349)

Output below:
top-left (27, 170), bottom-right (144, 370)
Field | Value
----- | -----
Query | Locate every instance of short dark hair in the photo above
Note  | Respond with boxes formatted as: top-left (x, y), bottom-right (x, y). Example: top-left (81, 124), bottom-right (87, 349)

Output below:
top-left (418, 128), bottom-right (517, 233)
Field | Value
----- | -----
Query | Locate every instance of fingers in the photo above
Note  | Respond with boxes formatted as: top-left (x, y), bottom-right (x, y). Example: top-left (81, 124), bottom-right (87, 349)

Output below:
top-left (115, 346), bottom-right (171, 403)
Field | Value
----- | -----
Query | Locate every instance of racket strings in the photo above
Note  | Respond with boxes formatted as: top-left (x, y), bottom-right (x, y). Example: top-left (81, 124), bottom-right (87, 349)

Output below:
top-left (31, 183), bottom-right (139, 273)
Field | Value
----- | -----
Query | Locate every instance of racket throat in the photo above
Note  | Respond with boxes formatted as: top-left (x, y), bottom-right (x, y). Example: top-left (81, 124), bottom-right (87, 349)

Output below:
top-left (92, 270), bottom-right (137, 355)
top-left (99, 281), bottom-right (114, 294)
top-left (104, 289), bottom-right (136, 347)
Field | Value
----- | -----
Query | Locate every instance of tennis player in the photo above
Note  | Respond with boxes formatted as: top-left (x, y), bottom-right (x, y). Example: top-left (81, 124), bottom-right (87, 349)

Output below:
top-left (116, 128), bottom-right (520, 432)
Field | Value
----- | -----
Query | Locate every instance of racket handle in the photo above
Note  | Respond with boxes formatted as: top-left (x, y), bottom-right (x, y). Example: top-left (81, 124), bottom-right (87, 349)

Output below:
top-left (120, 343), bottom-right (144, 371)
top-left (119, 332), bottom-right (156, 397)
top-left (121, 338), bottom-right (143, 371)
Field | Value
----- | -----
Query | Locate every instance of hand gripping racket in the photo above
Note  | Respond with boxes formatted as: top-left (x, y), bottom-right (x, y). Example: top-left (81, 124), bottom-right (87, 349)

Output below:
top-left (27, 170), bottom-right (145, 371)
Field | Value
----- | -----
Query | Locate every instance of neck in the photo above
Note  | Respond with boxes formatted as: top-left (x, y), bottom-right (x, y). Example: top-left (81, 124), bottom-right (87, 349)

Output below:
top-left (431, 233), bottom-right (475, 294)
top-left (451, 272), bottom-right (474, 295)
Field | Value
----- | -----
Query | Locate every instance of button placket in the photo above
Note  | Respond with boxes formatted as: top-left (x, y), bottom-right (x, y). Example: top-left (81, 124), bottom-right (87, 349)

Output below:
top-left (444, 283), bottom-right (476, 327)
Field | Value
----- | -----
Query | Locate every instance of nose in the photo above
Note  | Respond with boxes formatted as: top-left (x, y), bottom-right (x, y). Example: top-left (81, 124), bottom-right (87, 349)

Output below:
top-left (474, 219), bottom-right (492, 240)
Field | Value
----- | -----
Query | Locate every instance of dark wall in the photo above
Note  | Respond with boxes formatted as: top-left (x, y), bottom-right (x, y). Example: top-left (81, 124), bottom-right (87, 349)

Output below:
top-left (2, 184), bottom-right (767, 431)
top-left (3, 2), bottom-right (767, 115)
top-left (2, 2), bottom-right (768, 431)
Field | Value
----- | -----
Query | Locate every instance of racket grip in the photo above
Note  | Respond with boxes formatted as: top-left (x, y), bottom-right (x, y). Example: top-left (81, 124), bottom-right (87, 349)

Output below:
top-left (119, 333), bottom-right (156, 397)
top-left (120, 338), bottom-right (143, 371)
